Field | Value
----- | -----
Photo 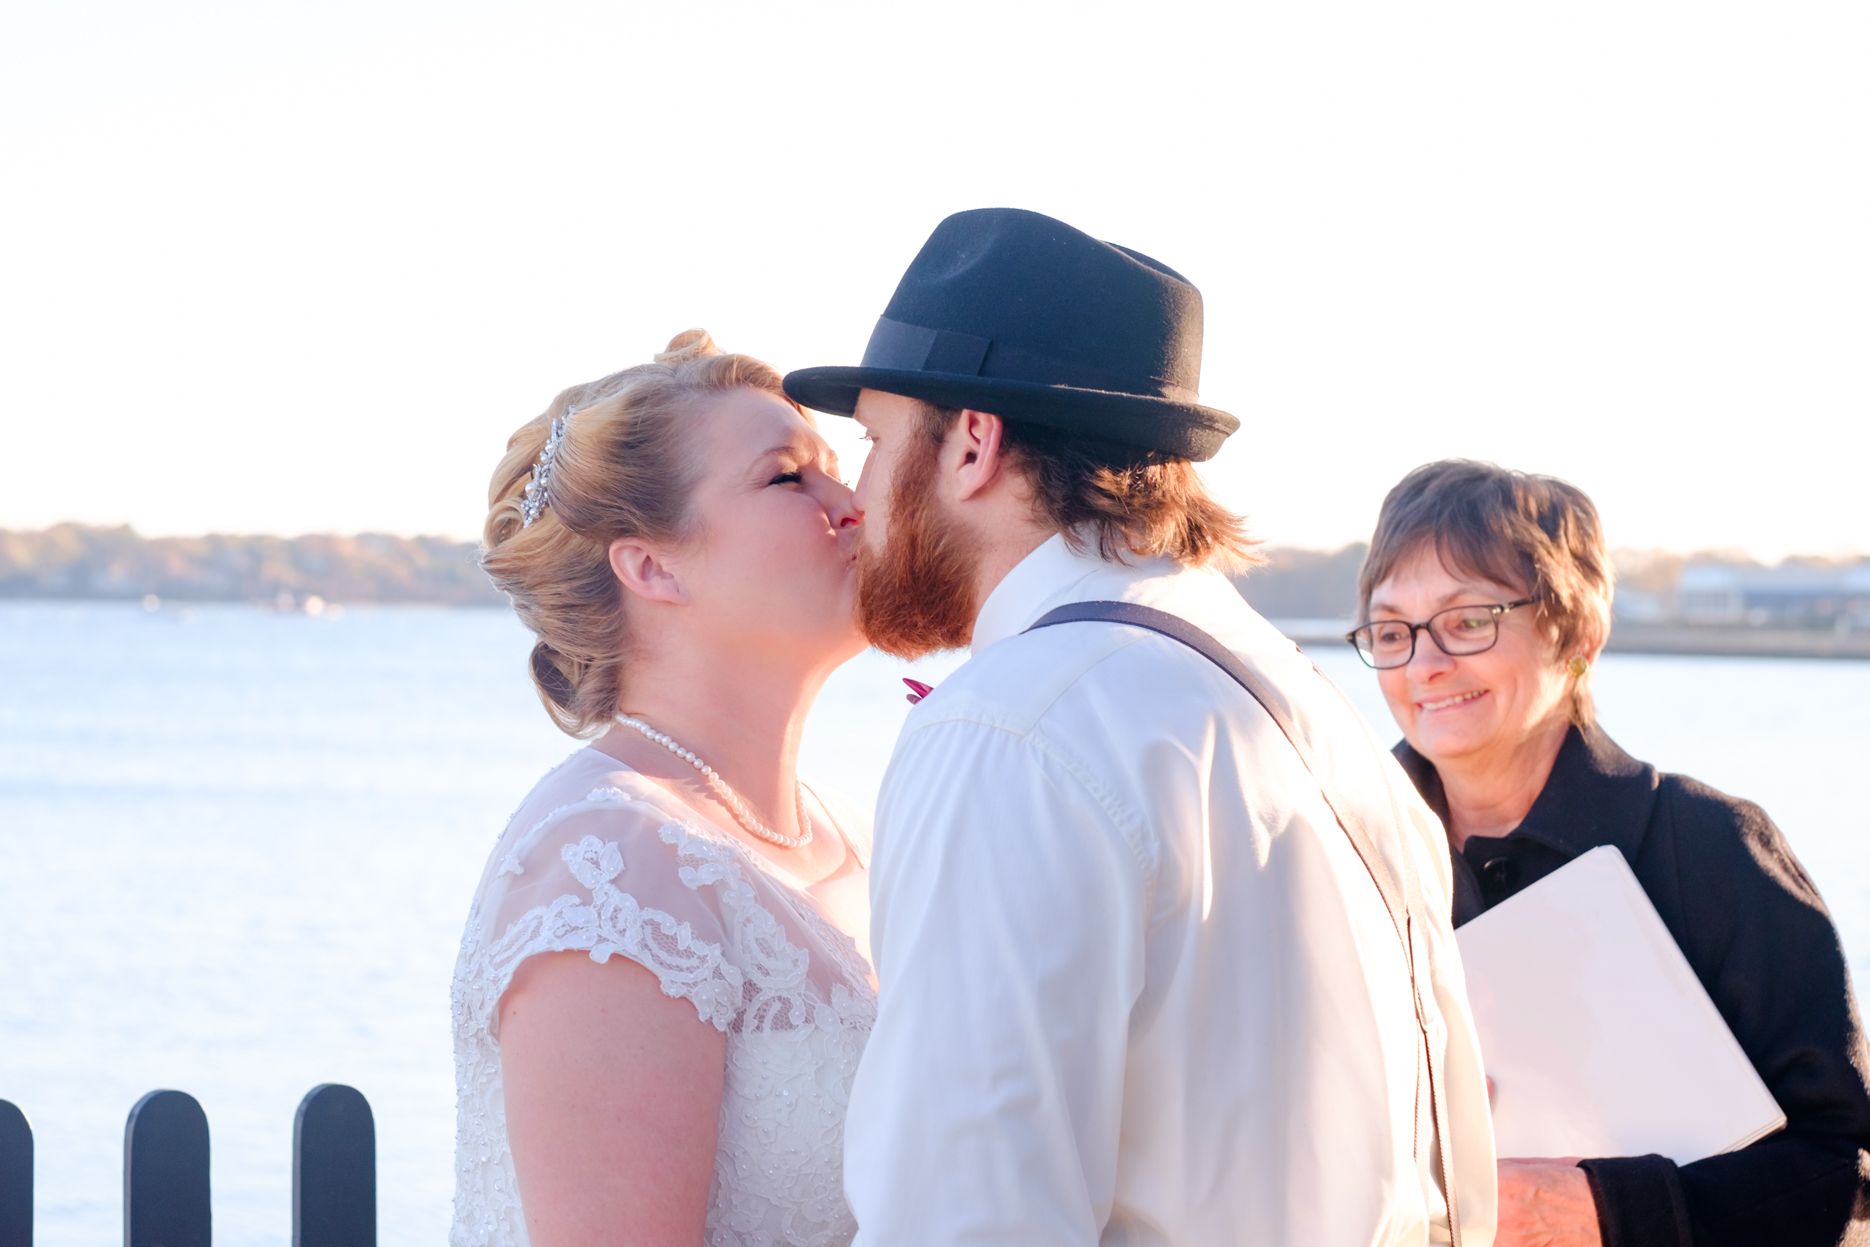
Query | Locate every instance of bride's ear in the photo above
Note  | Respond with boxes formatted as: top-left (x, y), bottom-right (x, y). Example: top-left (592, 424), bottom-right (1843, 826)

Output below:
top-left (609, 537), bottom-right (688, 606)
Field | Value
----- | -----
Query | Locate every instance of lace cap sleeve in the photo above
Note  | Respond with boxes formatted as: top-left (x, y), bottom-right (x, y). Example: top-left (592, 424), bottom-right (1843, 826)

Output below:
top-left (461, 784), bottom-right (744, 1035)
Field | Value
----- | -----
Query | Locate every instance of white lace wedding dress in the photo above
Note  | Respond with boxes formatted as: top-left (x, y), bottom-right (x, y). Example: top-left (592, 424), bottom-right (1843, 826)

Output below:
top-left (451, 747), bottom-right (877, 1247)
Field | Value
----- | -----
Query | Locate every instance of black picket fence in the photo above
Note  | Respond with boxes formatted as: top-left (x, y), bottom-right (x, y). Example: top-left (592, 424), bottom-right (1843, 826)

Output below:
top-left (0, 1083), bottom-right (375, 1247)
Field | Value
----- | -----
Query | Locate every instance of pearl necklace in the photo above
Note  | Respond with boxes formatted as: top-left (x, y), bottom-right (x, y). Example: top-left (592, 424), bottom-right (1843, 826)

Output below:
top-left (615, 715), bottom-right (813, 849)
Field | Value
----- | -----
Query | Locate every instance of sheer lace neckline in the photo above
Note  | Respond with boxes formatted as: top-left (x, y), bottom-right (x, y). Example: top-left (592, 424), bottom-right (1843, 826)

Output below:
top-left (567, 747), bottom-right (860, 895)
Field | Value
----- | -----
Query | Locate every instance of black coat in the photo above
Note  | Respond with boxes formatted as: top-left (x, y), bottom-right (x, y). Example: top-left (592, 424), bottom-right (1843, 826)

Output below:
top-left (1396, 724), bottom-right (1870, 1247)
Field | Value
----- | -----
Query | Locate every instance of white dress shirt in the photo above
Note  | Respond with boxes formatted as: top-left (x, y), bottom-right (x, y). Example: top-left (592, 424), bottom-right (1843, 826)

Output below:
top-left (845, 535), bottom-right (1496, 1247)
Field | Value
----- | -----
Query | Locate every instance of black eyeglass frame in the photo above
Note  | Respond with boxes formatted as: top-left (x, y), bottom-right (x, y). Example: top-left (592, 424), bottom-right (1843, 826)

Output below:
top-left (1345, 598), bottom-right (1539, 670)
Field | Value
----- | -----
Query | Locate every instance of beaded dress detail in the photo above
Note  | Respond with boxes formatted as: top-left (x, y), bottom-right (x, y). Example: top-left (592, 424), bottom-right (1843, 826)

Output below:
top-left (451, 748), bottom-right (876, 1247)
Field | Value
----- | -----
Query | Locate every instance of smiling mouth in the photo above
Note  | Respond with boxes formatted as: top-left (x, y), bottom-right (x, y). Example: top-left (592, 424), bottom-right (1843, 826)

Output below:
top-left (1419, 689), bottom-right (1487, 713)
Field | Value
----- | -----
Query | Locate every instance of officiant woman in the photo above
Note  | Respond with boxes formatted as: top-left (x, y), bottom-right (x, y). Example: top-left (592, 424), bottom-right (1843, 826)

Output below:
top-left (1351, 459), bottom-right (1870, 1247)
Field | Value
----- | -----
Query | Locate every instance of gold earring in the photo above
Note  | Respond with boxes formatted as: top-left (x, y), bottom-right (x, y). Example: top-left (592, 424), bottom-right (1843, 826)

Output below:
top-left (1568, 655), bottom-right (1589, 678)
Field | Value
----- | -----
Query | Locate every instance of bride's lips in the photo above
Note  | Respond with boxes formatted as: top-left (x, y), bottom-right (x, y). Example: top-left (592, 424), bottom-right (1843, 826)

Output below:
top-left (1417, 688), bottom-right (1488, 715)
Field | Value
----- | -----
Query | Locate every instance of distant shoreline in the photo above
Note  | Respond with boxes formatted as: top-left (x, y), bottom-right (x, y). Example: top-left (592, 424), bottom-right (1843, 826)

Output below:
top-left (1273, 618), bottom-right (1870, 661)
top-left (7, 597), bottom-right (1866, 661)
top-left (0, 525), bottom-right (501, 607)
top-left (11, 527), bottom-right (1865, 643)
top-left (1598, 623), bottom-right (1870, 661)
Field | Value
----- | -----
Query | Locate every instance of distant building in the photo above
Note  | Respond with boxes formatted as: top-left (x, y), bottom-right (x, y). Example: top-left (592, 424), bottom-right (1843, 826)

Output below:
top-left (1671, 562), bottom-right (1870, 629)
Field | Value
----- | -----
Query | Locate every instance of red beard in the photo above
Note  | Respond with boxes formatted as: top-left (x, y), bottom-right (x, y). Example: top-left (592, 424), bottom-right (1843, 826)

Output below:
top-left (856, 431), bottom-right (980, 660)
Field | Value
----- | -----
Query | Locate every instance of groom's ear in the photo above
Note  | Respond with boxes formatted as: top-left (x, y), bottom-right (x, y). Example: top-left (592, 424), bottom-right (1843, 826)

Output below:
top-left (951, 408), bottom-right (1009, 502)
top-left (608, 538), bottom-right (689, 607)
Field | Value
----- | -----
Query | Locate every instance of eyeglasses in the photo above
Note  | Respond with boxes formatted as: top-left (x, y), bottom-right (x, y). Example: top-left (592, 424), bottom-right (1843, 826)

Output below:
top-left (1346, 599), bottom-right (1538, 670)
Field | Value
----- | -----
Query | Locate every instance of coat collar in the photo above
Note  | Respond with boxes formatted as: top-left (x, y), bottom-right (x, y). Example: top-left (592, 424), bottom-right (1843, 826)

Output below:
top-left (1394, 723), bottom-right (1660, 862)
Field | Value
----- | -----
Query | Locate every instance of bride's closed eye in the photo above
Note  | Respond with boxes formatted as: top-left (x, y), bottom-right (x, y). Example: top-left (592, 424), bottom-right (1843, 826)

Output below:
top-left (768, 470), bottom-right (804, 486)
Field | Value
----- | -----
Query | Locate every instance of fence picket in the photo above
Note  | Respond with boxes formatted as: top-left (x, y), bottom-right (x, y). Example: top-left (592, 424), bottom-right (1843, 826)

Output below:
top-left (124, 1090), bottom-right (210, 1247)
top-left (293, 1085), bottom-right (374, 1247)
top-left (8, 1085), bottom-right (375, 1247)
top-left (0, 1100), bottom-right (30, 1247)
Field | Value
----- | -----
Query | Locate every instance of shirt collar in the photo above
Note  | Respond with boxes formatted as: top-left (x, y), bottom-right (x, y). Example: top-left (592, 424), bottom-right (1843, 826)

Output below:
top-left (1394, 723), bottom-right (1659, 862)
top-left (970, 532), bottom-right (1113, 651)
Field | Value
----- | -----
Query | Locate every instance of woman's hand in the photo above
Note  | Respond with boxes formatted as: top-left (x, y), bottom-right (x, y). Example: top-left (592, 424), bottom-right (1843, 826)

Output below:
top-left (1496, 1158), bottom-right (1602, 1247)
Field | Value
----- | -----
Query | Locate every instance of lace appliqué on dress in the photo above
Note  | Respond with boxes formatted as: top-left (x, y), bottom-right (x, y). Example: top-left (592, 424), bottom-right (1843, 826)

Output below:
top-left (451, 777), bottom-right (874, 1247)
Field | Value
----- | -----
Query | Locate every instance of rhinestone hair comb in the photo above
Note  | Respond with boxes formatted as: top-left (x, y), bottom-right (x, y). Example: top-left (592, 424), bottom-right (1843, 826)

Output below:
top-left (519, 413), bottom-right (570, 528)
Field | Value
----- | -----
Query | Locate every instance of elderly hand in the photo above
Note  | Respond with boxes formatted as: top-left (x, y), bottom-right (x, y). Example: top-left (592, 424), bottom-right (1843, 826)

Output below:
top-left (1495, 1158), bottom-right (1601, 1247)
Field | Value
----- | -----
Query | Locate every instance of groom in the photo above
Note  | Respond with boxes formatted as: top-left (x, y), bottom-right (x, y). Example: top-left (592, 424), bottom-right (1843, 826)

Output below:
top-left (786, 209), bottom-right (1496, 1246)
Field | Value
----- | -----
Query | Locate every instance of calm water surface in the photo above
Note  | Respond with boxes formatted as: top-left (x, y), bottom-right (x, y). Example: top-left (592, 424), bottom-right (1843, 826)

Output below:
top-left (2, 602), bottom-right (1865, 1245)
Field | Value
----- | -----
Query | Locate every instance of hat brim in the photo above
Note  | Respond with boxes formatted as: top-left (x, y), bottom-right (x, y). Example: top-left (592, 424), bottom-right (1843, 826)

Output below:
top-left (782, 367), bottom-right (1239, 463)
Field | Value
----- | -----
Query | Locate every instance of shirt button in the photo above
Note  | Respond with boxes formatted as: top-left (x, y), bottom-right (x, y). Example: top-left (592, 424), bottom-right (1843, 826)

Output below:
top-left (1480, 856), bottom-right (1518, 893)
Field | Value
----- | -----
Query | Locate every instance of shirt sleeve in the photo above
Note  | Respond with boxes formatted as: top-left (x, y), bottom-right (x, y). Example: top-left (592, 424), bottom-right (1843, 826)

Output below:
top-left (844, 718), bottom-right (1150, 1247)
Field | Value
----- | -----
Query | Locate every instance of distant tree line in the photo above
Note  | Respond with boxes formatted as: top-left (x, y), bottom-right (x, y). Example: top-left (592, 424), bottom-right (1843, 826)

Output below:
top-left (0, 524), bottom-right (503, 606)
top-left (1231, 544), bottom-right (1370, 620)
top-left (4, 523), bottom-right (1360, 614)
top-left (3, 525), bottom-right (1858, 627)
top-left (1230, 544), bottom-right (1869, 630)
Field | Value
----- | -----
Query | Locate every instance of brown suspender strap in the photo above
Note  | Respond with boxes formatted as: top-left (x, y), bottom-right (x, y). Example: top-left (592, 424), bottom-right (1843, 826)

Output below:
top-left (1025, 601), bottom-right (1463, 1246)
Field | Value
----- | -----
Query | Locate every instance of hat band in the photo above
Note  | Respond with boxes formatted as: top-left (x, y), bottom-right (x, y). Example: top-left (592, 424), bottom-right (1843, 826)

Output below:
top-left (860, 317), bottom-right (1199, 405)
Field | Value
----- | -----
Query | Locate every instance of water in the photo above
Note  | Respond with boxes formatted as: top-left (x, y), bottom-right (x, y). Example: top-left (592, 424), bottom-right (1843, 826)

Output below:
top-left (2, 602), bottom-right (1866, 1245)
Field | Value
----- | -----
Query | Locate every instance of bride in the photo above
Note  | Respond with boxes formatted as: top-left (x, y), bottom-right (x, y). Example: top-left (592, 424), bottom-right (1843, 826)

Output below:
top-left (451, 331), bottom-right (874, 1247)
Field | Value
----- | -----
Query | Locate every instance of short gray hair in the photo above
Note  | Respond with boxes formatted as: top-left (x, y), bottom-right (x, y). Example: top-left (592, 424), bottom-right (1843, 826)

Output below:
top-left (1359, 459), bottom-right (1613, 725)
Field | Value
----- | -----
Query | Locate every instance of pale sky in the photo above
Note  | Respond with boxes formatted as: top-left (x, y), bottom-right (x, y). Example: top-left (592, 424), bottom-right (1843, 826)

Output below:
top-left (2, 2), bottom-right (1865, 560)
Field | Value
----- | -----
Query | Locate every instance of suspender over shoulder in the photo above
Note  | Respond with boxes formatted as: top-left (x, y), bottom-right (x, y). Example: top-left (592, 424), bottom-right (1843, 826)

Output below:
top-left (1024, 600), bottom-right (1464, 1247)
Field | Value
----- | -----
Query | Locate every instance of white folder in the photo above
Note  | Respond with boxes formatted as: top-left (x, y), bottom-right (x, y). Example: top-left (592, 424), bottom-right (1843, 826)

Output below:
top-left (1454, 845), bottom-right (1786, 1164)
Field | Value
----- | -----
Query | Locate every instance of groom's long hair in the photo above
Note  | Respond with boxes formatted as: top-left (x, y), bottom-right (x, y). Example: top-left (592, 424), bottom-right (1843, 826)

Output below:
top-left (917, 403), bottom-right (1258, 569)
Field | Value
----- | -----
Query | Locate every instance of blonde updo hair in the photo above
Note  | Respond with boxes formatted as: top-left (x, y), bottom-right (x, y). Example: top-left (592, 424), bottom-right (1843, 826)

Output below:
top-left (482, 330), bottom-right (807, 736)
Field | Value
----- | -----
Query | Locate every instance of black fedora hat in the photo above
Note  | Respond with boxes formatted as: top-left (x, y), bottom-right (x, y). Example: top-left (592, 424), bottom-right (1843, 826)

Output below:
top-left (783, 208), bottom-right (1238, 462)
